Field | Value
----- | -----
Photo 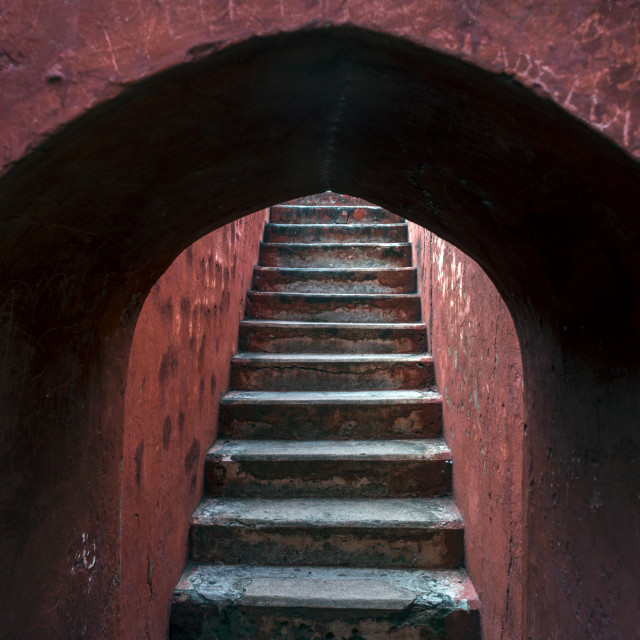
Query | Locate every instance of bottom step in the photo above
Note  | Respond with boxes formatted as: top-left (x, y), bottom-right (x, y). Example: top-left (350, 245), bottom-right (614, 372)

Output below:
top-left (171, 564), bottom-right (481, 640)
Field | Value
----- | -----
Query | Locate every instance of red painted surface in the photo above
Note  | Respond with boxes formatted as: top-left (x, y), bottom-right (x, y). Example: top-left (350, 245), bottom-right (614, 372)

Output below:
top-left (0, 16), bottom-right (639, 640)
top-left (120, 213), bottom-right (266, 639)
top-left (408, 225), bottom-right (524, 640)
top-left (1, 1), bottom-right (639, 169)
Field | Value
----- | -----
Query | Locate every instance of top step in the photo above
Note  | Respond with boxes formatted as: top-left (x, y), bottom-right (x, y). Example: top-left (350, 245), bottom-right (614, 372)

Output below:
top-left (271, 205), bottom-right (402, 225)
top-left (283, 192), bottom-right (373, 207)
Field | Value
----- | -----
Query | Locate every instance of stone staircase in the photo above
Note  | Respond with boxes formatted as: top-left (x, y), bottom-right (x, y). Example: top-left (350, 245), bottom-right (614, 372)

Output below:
top-left (170, 193), bottom-right (481, 639)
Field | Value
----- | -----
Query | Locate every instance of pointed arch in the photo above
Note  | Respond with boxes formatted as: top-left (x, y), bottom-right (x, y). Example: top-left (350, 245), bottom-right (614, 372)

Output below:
top-left (1, 26), bottom-right (639, 639)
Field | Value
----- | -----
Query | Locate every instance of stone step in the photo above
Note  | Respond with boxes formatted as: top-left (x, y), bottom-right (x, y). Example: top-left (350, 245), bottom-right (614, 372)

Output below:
top-left (264, 222), bottom-right (408, 243)
top-left (270, 205), bottom-right (401, 224)
top-left (189, 497), bottom-right (464, 569)
top-left (245, 291), bottom-right (421, 323)
top-left (260, 242), bottom-right (412, 268)
top-left (229, 352), bottom-right (435, 391)
top-left (284, 191), bottom-right (374, 206)
top-left (219, 390), bottom-right (443, 440)
top-left (239, 320), bottom-right (427, 353)
top-left (252, 266), bottom-right (417, 294)
top-left (205, 438), bottom-right (452, 498)
top-left (171, 564), bottom-right (481, 640)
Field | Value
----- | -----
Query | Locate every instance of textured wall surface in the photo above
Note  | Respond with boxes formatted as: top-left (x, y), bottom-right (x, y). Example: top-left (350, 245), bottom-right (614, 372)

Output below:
top-left (120, 212), bottom-right (267, 639)
top-left (1, 7), bottom-right (639, 640)
top-left (1, 0), bottom-right (639, 169)
top-left (408, 224), bottom-right (525, 640)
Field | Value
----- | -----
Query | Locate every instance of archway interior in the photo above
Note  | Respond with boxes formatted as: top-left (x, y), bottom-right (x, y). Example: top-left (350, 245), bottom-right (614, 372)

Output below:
top-left (2, 26), bottom-right (639, 365)
top-left (1, 25), bottom-right (639, 639)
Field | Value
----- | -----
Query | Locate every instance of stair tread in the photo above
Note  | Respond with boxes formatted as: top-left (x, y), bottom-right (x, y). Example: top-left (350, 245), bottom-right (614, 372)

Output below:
top-left (281, 192), bottom-right (372, 206)
top-left (192, 497), bottom-right (462, 529)
top-left (174, 563), bottom-right (479, 612)
top-left (262, 242), bottom-right (410, 248)
top-left (266, 223), bottom-right (407, 229)
top-left (222, 389), bottom-right (441, 403)
top-left (240, 319), bottom-right (425, 329)
top-left (276, 204), bottom-right (384, 209)
top-left (254, 266), bottom-right (415, 273)
top-left (269, 204), bottom-right (403, 225)
top-left (260, 242), bottom-right (412, 268)
top-left (246, 291), bottom-right (421, 323)
top-left (248, 290), bottom-right (419, 299)
top-left (232, 352), bottom-right (431, 363)
top-left (208, 438), bottom-right (450, 461)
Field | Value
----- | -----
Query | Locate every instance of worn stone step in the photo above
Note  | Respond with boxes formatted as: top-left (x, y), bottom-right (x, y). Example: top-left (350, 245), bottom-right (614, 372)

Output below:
top-left (270, 205), bottom-right (401, 224)
top-left (230, 352), bottom-right (435, 391)
top-left (284, 191), bottom-right (374, 206)
top-left (245, 291), bottom-right (421, 323)
top-left (264, 222), bottom-right (408, 243)
top-left (190, 497), bottom-right (464, 569)
top-left (239, 320), bottom-right (427, 354)
top-left (171, 564), bottom-right (481, 640)
top-left (252, 266), bottom-right (417, 294)
top-left (206, 438), bottom-right (452, 498)
top-left (220, 390), bottom-right (443, 440)
top-left (260, 242), bottom-right (412, 268)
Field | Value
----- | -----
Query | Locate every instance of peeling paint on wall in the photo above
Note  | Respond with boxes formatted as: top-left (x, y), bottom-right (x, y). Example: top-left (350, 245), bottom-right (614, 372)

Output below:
top-left (408, 222), bottom-right (525, 640)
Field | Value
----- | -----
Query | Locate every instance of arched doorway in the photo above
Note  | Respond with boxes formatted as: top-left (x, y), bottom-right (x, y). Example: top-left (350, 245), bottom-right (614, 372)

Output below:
top-left (1, 27), bottom-right (638, 639)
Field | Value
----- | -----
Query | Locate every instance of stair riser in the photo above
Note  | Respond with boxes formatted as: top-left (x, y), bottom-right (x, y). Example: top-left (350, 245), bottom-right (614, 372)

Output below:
top-left (270, 206), bottom-right (401, 224)
top-left (230, 360), bottom-right (435, 391)
top-left (260, 244), bottom-right (412, 268)
top-left (252, 268), bottom-right (417, 294)
top-left (264, 224), bottom-right (408, 243)
top-left (239, 324), bottom-right (427, 354)
top-left (246, 293), bottom-right (420, 323)
top-left (170, 607), bottom-right (481, 640)
top-left (220, 400), bottom-right (443, 440)
top-left (206, 459), bottom-right (451, 498)
top-left (191, 526), bottom-right (463, 569)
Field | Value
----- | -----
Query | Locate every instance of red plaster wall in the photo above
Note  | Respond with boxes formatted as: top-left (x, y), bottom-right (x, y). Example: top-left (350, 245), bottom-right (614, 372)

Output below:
top-left (1, 9), bottom-right (639, 640)
top-left (120, 212), bottom-right (267, 639)
top-left (409, 224), bottom-right (525, 640)
top-left (1, 0), bottom-right (638, 171)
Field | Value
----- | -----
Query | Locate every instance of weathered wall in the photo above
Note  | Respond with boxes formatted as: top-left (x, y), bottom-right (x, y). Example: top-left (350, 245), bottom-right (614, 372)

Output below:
top-left (1, 12), bottom-right (639, 640)
top-left (1, 1), bottom-right (639, 169)
top-left (120, 212), bottom-right (267, 639)
top-left (408, 225), bottom-right (525, 640)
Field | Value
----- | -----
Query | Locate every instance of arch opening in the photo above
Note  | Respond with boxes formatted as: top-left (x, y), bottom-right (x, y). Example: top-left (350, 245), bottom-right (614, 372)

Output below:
top-left (121, 194), bottom-right (525, 638)
top-left (1, 25), bottom-right (639, 640)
